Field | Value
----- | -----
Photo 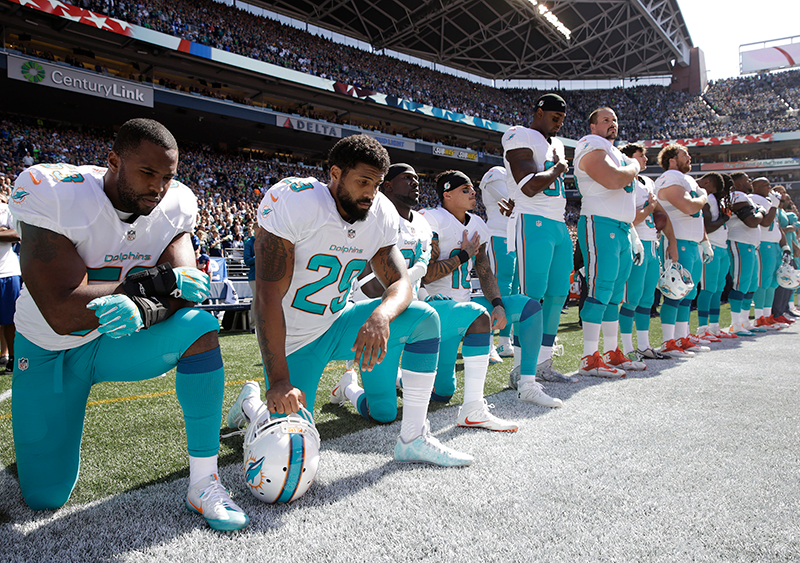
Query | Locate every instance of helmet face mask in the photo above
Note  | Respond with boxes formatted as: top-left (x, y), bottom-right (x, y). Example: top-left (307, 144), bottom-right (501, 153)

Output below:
top-left (658, 258), bottom-right (694, 300)
top-left (243, 407), bottom-right (320, 504)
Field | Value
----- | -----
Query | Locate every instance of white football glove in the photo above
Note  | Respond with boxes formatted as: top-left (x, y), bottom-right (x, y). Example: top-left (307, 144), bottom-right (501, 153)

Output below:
top-left (768, 191), bottom-right (781, 208)
top-left (701, 239), bottom-right (714, 264)
top-left (629, 228), bottom-right (644, 266)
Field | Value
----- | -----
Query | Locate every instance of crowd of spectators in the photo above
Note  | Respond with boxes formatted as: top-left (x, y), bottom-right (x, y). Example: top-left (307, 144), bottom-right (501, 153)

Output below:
top-left (59, 0), bottom-right (800, 142)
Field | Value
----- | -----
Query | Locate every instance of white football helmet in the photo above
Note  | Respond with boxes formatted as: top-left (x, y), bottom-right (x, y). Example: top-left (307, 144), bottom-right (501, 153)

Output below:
top-left (243, 407), bottom-right (320, 504)
top-left (777, 260), bottom-right (800, 289)
top-left (658, 258), bottom-right (694, 300)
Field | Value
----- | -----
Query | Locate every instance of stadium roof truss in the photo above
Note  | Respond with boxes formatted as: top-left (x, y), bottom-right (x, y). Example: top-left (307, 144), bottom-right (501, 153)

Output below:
top-left (252, 0), bottom-right (693, 80)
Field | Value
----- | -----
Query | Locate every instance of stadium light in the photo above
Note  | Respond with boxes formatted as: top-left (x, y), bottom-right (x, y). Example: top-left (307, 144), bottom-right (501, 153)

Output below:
top-left (526, 0), bottom-right (571, 40)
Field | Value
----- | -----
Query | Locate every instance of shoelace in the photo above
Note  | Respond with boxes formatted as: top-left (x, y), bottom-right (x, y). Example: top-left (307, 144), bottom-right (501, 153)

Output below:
top-left (199, 480), bottom-right (235, 509)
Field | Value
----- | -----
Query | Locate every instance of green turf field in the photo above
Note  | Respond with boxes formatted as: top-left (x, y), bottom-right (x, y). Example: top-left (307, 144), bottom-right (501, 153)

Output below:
top-left (0, 303), bottom-right (734, 507)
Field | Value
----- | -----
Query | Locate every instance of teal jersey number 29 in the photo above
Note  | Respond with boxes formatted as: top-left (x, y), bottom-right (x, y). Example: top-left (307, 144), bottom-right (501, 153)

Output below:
top-left (292, 254), bottom-right (367, 315)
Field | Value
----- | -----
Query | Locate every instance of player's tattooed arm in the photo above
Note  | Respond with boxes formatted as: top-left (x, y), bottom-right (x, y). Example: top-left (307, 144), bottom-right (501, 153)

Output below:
top-left (254, 227), bottom-right (305, 414)
top-left (474, 247), bottom-right (501, 303)
top-left (422, 231), bottom-right (481, 284)
top-left (353, 245), bottom-right (412, 372)
top-left (19, 223), bottom-right (121, 334)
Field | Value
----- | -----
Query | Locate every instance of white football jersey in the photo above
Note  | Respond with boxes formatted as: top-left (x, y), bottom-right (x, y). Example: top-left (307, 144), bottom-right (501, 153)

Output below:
top-left (633, 175), bottom-right (658, 242)
top-left (750, 193), bottom-right (781, 243)
top-left (350, 210), bottom-right (432, 302)
top-left (574, 135), bottom-right (636, 223)
top-left (9, 164), bottom-right (197, 351)
top-left (726, 190), bottom-right (761, 246)
top-left (655, 170), bottom-right (704, 243)
top-left (479, 166), bottom-right (510, 238)
top-left (501, 126), bottom-right (566, 222)
top-left (0, 202), bottom-right (21, 278)
top-left (258, 177), bottom-right (400, 355)
top-left (419, 206), bottom-right (490, 303)
top-left (706, 193), bottom-right (729, 248)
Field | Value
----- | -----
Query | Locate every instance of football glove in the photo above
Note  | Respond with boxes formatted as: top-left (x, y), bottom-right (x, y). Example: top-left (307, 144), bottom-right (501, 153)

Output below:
top-left (121, 264), bottom-right (210, 303)
top-left (629, 228), bottom-right (644, 266)
top-left (701, 239), bottom-right (714, 264)
top-left (782, 245), bottom-right (792, 261)
top-left (87, 294), bottom-right (143, 338)
top-left (769, 191), bottom-right (781, 208)
top-left (174, 267), bottom-right (211, 302)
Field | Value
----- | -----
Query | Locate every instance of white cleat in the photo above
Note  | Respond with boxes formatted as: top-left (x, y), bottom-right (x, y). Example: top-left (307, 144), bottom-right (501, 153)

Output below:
top-left (186, 474), bottom-right (249, 532)
top-left (518, 380), bottom-right (563, 408)
top-left (226, 381), bottom-right (260, 429)
top-left (495, 343), bottom-right (514, 357)
top-left (536, 358), bottom-right (578, 383)
top-left (394, 421), bottom-right (474, 467)
top-left (457, 399), bottom-right (518, 432)
top-left (331, 369), bottom-right (358, 406)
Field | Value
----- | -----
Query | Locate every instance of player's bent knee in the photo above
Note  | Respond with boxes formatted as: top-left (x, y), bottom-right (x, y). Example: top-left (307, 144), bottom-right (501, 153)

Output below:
top-left (21, 481), bottom-right (74, 511)
top-left (367, 399), bottom-right (398, 424)
top-left (406, 301), bottom-right (440, 341)
top-left (520, 298), bottom-right (542, 321)
top-left (466, 312), bottom-right (491, 334)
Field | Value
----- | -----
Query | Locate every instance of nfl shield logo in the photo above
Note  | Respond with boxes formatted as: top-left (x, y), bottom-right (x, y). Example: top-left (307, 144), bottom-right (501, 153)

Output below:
top-left (610, 233), bottom-right (616, 239)
top-left (18, 358), bottom-right (29, 371)
top-left (536, 220), bottom-right (542, 227)
top-left (347, 229), bottom-right (356, 239)
top-left (126, 229), bottom-right (136, 242)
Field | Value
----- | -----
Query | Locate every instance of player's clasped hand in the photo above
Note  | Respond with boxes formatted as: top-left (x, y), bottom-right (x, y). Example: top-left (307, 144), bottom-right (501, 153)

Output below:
top-left (352, 310), bottom-right (391, 371)
top-left (490, 306), bottom-right (507, 331)
top-left (265, 380), bottom-right (306, 415)
top-left (86, 294), bottom-right (143, 338)
top-left (174, 267), bottom-right (210, 302)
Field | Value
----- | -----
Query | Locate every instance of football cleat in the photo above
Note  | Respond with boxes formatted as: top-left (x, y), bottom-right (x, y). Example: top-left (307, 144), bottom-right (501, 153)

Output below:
top-left (508, 365), bottom-right (521, 390)
top-left (766, 314), bottom-right (790, 327)
top-left (331, 369), bottom-right (358, 406)
top-left (495, 343), bottom-right (514, 357)
top-left (226, 381), bottom-right (261, 430)
top-left (517, 380), bottom-right (563, 407)
top-left (755, 316), bottom-right (781, 330)
top-left (728, 323), bottom-right (753, 337)
top-left (488, 346), bottom-right (503, 365)
top-left (660, 339), bottom-right (695, 358)
top-left (687, 333), bottom-right (712, 346)
top-left (186, 474), bottom-right (249, 532)
top-left (695, 330), bottom-right (721, 343)
top-left (773, 314), bottom-right (794, 325)
top-left (676, 337), bottom-right (710, 353)
top-left (243, 407), bottom-right (320, 503)
top-left (536, 358), bottom-right (578, 383)
top-left (602, 348), bottom-right (646, 371)
top-left (636, 347), bottom-right (670, 360)
top-left (579, 351), bottom-right (626, 378)
top-left (457, 399), bottom-right (518, 432)
top-left (394, 421), bottom-right (473, 467)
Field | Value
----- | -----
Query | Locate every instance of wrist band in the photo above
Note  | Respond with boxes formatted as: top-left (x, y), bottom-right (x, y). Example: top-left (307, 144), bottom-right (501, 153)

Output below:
top-left (517, 173), bottom-right (535, 190)
top-left (491, 298), bottom-right (504, 309)
top-left (458, 250), bottom-right (469, 264)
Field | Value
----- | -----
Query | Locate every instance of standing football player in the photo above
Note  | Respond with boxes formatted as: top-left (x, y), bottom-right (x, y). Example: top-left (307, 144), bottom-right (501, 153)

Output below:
top-left (573, 108), bottom-right (646, 376)
top-left (9, 119), bottom-right (248, 531)
top-left (501, 93), bottom-right (575, 384)
top-left (230, 135), bottom-right (473, 467)
top-left (420, 171), bottom-right (561, 408)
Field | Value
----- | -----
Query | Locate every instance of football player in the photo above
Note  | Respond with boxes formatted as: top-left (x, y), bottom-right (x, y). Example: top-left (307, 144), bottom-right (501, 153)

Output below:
top-left (654, 144), bottom-right (714, 356)
top-left (501, 93), bottom-right (575, 384)
top-left (231, 136), bottom-right (472, 467)
top-left (749, 177), bottom-right (791, 329)
top-left (696, 172), bottom-right (737, 341)
top-left (420, 171), bottom-right (561, 408)
top-left (479, 166), bottom-right (517, 361)
top-left (726, 172), bottom-right (767, 336)
top-left (573, 108), bottom-right (647, 376)
top-left (617, 143), bottom-right (678, 360)
top-left (9, 119), bottom-right (248, 531)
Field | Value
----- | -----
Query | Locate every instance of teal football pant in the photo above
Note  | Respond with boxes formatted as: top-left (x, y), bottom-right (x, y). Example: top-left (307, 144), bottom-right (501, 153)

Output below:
top-left (13, 308), bottom-right (222, 510)
top-left (619, 239), bottom-right (659, 336)
top-left (487, 235), bottom-right (519, 338)
top-left (697, 243), bottom-right (730, 327)
top-left (660, 239), bottom-right (701, 327)
top-left (727, 241), bottom-right (757, 320)
top-left (753, 242), bottom-right (780, 314)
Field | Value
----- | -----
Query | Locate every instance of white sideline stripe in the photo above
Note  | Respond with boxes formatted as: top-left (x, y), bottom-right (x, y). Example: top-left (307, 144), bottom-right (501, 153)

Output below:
top-left (0, 389), bottom-right (10, 403)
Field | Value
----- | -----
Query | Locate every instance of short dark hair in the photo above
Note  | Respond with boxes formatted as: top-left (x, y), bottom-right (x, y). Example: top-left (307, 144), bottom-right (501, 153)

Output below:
top-left (700, 172), bottom-right (724, 192)
top-left (327, 134), bottom-right (390, 178)
top-left (588, 107), bottom-right (615, 125)
top-left (620, 143), bottom-right (646, 158)
top-left (730, 171), bottom-right (747, 182)
top-left (657, 144), bottom-right (686, 171)
top-left (113, 118), bottom-right (177, 157)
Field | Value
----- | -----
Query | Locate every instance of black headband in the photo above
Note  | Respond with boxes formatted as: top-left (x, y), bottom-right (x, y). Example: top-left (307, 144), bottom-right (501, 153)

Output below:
top-left (536, 93), bottom-right (567, 113)
top-left (436, 171), bottom-right (472, 200)
top-left (385, 163), bottom-right (416, 183)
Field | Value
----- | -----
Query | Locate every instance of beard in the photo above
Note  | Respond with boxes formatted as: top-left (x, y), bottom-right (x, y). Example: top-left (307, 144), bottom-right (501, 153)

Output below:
top-left (116, 167), bottom-right (159, 216)
top-left (337, 183), bottom-right (372, 222)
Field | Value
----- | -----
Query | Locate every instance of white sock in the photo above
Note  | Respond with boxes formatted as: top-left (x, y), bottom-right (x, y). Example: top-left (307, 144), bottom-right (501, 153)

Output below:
top-left (754, 307), bottom-right (763, 320)
top-left (513, 347), bottom-right (522, 370)
top-left (583, 322), bottom-right (601, 356)
top-left (636, 330), bottom-right (650, 350)
top-left (242, 395), bottom-right (266, 423)
top-left (189, 455), bottom-right (218, 486)
top-left (621, 332), bottom-right (634, 354)
top-left (345, 359), bottom-right (354, 370)
top-left (539, 345), bottom-right (553, 364)
top-left (602, 321), bottom-right (618, 353)
top-left (498, 336), bottom-right (512, 348)
top-left (676, 321), bottom-right (689, 339)
top-left (344, 381), bottom-right (364, 405)
top-left (711, 322), bottom-right (720, 333)
top-left (462, 355), bottom-right (489, 405)
top-left (519, 375), bottom-right (536, 386)
top-left (662, 323), bottom-right (675, 343)
top-left (765, 306), bottom-right (772, 318)
top-left (399, 370), bottom-right (434, 442)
